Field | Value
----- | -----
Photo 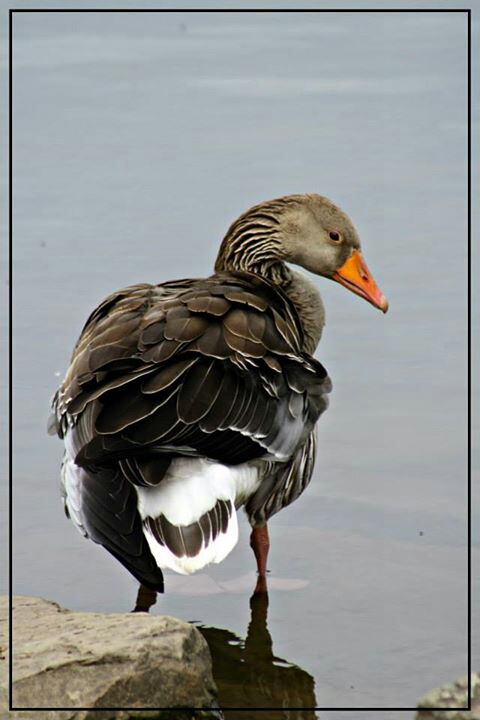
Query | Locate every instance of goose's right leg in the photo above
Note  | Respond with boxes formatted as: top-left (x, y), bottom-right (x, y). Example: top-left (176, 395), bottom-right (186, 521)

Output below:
top-left (250, 524), bottom-right (270, 594)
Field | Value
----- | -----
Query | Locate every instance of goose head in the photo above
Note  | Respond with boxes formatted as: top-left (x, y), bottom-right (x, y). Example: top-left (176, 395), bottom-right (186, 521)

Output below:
top-left (215, 193), bottom-right (388, 313)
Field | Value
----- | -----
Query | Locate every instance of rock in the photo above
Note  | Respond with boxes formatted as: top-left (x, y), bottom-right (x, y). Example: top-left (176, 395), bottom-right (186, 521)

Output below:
top-left (0, 596), bottom-right (221, 720)
top-left (416, 674), bottom-right (480, 719)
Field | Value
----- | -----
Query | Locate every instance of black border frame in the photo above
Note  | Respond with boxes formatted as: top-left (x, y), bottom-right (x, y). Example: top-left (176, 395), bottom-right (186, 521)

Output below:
top-left (8, 6), bottom-right (472, 714)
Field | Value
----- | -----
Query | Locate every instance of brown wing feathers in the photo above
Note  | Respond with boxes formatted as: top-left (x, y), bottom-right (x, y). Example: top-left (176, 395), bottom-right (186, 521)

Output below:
top-left (53, 272), bottom-right (330, 469)
top-left (78, 463), bottom-right (165, 591)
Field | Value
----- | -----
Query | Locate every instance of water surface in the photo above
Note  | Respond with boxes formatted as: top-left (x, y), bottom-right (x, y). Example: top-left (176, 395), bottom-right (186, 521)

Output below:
top-left (9, 10), bottom-right (471, 718)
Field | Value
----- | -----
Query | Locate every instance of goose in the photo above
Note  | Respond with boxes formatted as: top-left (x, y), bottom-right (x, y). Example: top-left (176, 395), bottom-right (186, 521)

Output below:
top-left (49, 193), bottom-right (387, 604)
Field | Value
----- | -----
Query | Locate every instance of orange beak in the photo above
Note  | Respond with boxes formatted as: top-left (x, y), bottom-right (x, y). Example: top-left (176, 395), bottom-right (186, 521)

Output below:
top-left (332, 250), bottom-right (388, 313)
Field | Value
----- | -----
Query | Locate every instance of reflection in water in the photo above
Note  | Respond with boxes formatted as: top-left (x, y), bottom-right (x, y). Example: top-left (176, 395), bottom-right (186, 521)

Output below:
top-left (198, 592), bottom-right (318, 719)
top-left (131, 583), bottom-right (318, 717)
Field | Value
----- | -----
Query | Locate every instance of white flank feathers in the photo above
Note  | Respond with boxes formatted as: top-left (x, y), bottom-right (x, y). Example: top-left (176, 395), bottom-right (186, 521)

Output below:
top-left (61, 453), bottom-right (88, 538)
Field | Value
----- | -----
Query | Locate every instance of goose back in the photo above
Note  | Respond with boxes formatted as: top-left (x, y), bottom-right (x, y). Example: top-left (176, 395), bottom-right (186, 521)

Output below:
top-left (51, 271), bottom-right (331, 468)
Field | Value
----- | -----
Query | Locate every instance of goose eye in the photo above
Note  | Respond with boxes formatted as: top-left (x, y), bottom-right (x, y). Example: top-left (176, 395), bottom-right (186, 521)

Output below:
top-left (329, 231), bottom-right (342, 243)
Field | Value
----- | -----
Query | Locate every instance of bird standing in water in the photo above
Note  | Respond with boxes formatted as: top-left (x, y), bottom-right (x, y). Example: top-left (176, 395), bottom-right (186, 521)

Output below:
top-left (49, 194), bottom-right (387, 609)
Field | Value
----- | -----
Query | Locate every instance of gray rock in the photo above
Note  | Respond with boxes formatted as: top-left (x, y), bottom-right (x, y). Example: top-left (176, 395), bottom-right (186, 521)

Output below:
top-left (0, 595), bottom-right (220, 720)
top-left (416, 673), bottom-right (480, 720)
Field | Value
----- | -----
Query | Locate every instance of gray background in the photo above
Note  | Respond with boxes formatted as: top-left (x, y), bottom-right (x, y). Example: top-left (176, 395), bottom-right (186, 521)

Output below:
top-left (4, 5), bottom-right (478, 718)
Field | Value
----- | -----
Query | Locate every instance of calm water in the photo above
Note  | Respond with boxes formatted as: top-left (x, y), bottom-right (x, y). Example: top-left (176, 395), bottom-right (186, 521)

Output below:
top-left (8, 9), bottom-right (475, 718)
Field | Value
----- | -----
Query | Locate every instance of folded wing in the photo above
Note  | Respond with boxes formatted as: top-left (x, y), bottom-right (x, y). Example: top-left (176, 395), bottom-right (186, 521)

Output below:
top-left (51, 272), bottom-right (331, 468)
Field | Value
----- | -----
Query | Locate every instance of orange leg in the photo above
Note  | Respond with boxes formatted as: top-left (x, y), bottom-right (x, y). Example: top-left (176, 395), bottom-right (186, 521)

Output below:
top-left (132, 583), bottom-right (158, 613)
top-left (250, 524), bottom-right (270, 594)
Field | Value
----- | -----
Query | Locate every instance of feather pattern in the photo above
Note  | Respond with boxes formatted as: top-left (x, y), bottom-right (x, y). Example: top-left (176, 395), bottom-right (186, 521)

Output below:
top-left (50, 194), bottom-right (352, 592)
top-left (52, 273), bottom-right (330, 467)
